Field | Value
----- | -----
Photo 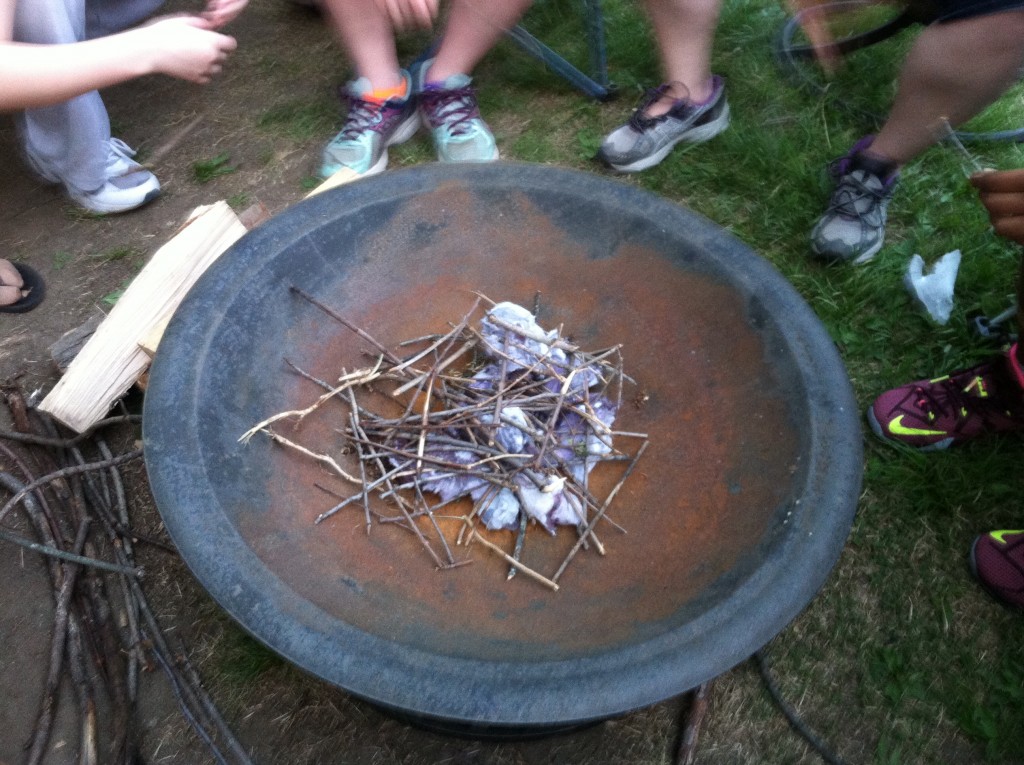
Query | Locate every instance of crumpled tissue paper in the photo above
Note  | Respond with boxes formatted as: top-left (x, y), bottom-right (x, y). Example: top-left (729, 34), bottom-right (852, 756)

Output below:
top-left (904, 249), bottom-right (962, 325)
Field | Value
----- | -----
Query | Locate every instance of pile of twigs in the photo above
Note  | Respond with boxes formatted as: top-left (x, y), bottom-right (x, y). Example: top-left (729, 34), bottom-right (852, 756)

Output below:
top-left (242, 289), bottom-right (648, 591)
top-left (0, 384), bottom-right (251, 765)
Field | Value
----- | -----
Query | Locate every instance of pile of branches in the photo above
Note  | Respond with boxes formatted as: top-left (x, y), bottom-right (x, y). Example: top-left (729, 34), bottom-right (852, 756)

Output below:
top-left (0, 384), bottom-right (251, 765)
top-left (242, 290), bottom-right (648, 590)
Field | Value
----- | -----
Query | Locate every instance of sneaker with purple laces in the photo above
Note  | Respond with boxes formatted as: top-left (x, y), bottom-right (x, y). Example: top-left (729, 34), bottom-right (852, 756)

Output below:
top-left (867, 344), bottom-right (1024, 450)
top-left (810, 136), bottom-right (899, 265)
top-left (597, 77), bottom-right (730, 173)
top-left (319, 72), bottom-right (420, 178)
top-left (413, 59), bottom-right (498, 163)
top-left (970, 530), bottom-right (1024, 609)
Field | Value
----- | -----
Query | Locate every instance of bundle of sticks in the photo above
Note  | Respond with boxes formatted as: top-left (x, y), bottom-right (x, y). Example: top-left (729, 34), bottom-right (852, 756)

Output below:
top-left (0, 384), bottom-right (251, 765)
top-left (242, 289), bottom-right (649, 591)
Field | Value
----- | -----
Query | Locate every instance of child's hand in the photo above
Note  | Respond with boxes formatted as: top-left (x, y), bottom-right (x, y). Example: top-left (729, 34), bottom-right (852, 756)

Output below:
top-left (970, 168), bottom-right (1024, 246)
top-left (202, 0), bottom-right (249, 29)
top-left (140, 16), bottom-right (237, 84)
top-left (374, 0), bottom-right (439, 30)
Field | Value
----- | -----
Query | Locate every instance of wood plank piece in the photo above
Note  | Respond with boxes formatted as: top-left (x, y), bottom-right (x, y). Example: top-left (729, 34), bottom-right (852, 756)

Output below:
top-left (39, 202), bottom-right (248, 432)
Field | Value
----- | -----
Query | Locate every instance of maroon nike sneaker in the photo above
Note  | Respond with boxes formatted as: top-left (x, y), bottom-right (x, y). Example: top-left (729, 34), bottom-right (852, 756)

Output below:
top-left (970, 530), bottom-right (1024, 609)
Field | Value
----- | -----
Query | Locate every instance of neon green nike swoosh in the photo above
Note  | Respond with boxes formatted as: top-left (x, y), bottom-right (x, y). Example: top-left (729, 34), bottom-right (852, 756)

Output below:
top-left (991, 530), bottom-right (1024, 545)
top-left (888, 415), bottom-right (945, 437)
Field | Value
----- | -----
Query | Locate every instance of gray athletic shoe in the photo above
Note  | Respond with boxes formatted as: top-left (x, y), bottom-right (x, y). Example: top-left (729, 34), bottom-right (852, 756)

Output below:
top-left (810, 137), bottom-right (899, 265)
top-left (597, 76), bottom-right (729, 173)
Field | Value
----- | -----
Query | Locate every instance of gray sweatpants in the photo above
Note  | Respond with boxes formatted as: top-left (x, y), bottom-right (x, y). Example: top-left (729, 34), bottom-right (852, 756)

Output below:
top-left (14, 0), bottom-right (165, 193)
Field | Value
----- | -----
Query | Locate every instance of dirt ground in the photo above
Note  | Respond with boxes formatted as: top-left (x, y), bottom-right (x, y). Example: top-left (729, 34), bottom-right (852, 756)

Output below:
top-left (0, 3), bottom-right (889, 765)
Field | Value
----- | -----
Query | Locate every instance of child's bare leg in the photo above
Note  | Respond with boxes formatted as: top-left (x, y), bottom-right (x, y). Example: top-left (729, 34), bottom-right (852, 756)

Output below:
top-left (643, 0), bottom-right (722, 111)
top-left (427, 0), bottom-right (533, 80)
top-left (320, 0), bottom-right (403, 88)
top-left (869, 9), bottom-right (1024, 165)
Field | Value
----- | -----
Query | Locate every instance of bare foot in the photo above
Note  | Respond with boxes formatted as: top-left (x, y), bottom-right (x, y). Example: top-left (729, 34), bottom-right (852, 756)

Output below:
top-left (0, 259), bottom-right (26, 307)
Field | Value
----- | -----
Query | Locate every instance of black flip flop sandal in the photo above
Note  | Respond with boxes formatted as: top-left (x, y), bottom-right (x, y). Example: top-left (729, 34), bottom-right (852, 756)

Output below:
top-left (0, 263), bottom-right (46, 314)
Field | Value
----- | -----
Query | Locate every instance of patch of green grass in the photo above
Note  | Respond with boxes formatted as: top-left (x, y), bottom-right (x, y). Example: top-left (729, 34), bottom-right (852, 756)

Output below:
top-left (258, 98), bottom-right (338, 141)
top-left (89, 245), bottom-right (143, 264)
top-left (218, 630), bottom-right (285, 684)
top-left (951, 654), bottom-right (1024, 761)
top-left (63, 206), bottom-right (105, 222)
top-left (101, 277), bottom-right (133, 306)
top-left (193, 152), bottom-right (238, 184)
top-left (52, 251), bottom-right (73, 270)
top-left (227, 192), bottom-right (253, 210)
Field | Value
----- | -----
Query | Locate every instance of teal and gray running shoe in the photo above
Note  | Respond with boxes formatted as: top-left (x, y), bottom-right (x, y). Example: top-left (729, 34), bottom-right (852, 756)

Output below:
top-left (413, 59), bottom-right (498, 163)
top-left (319, 72), bottom-right (419, 178)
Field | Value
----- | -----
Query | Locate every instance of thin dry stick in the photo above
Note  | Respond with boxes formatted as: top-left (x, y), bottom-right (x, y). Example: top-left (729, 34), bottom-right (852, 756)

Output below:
top-left (678, 681), bottom-right (713, 765)
top-left (389, 300), bottom-right (480, 375)
top-left (147, 647), bottom-right (232, 765)
top-left (95, 437), bottom-right (143, 703)
top-left (143, 114), bottom-right (203, 168)
top-left (350, 418), bottom-right (448, 567)
top-left (68, 444), bottom-right (146, 702)
top-left (174, 638), bottom-right (256, 765)
top-left (414, 372), bottom-right (436, 474)
top-left (0, 414), bottom-right (142, 448)
top-left (127, 571), bottom-right (252, 765)
top-left (412, 481), bottom-right (457, 567)
top-left (0, 525), bottom-right (141, 577)
top-left (0, 450), bottom-right (143, 525)
top-left (391, 340), bottom-right (474, 397)
top-left (507, 510), bottom-right (528, 581)
top-left (260, 430), bottom-right (361, 484)
top-left (348, 415), bottom-right (372, 532)
top-left (65, 615), bottom-right (98, 765)
top-left (290, 285), bottom-right (403, 365)
top-left (552, 440), bottom-right (649, 583)
top-left (313, 455), bottom-right (409, 523)
top-left (484, 313), bottom-right (579, 353)
top-left (470, 530), bottom-right (559, 591)
top-left (239, 361), bottom-right (383, 442)
top-left (27, 518), bottom-right (88, 765)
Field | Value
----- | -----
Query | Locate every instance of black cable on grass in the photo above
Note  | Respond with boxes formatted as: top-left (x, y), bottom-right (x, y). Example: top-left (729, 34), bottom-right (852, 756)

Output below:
top-left (773, 2), bottom-right (1024, 144)
top-left (753, 649), bottom-right (856, 765)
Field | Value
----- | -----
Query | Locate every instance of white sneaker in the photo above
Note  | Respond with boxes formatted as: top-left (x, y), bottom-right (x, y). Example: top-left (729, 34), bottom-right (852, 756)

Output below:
top-left (25, 137), bottom-right (139, 183)
top-left (69, 169), bottom-right (161, 214)
top-left (105, 137), bottom-right (145, 175)
top-left (26, 137), bottom-right (161, 214)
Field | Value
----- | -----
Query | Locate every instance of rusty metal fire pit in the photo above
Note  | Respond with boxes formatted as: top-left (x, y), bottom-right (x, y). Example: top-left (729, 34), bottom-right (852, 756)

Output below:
top-left (143, 162), bottom-right (862, 731)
